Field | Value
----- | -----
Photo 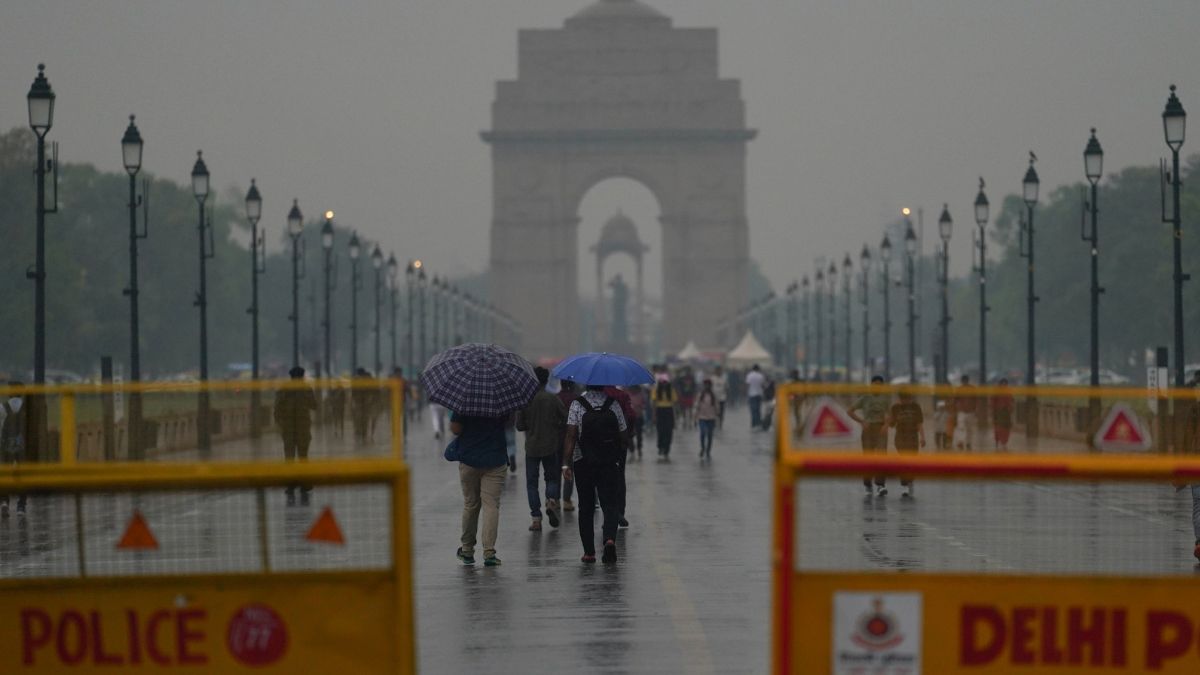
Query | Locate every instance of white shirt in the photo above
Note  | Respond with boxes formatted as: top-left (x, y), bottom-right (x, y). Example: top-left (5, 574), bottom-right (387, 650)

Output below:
top-left (711, 378), bottom-right (728, 402)
top-left (745, 371), bottom-right (766, 398)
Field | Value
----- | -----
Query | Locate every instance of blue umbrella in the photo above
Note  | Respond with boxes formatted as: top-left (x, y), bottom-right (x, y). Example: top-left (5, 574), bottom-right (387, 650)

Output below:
top-left (421, 343), bottom-right (538, 417)
top-left (552, 352), bottom-right (654, 386)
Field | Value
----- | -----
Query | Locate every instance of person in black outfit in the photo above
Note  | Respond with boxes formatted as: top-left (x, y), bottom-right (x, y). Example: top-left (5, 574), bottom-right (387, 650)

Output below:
top-left (562, 385), bottom-right (628, 564)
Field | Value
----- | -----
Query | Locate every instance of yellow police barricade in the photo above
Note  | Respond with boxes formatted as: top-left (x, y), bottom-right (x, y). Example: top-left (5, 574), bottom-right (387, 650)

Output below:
top-left (773, 381), bottom-right (1200, 675)
top-left (0, 379), bottom-right (414, 673)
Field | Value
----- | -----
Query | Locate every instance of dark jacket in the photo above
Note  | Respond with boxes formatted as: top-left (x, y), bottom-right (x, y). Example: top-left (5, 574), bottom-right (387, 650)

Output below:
top-left (451, 413), bottom-right (508, 469)
top-left (275, 386), bottom-right (317, 437)
top-left (516, 390), bottom-right (566, 458)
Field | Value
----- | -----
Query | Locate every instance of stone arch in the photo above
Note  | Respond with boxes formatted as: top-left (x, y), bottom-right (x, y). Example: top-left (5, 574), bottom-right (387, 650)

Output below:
top-left (484, 0), bottom-right (755, 358)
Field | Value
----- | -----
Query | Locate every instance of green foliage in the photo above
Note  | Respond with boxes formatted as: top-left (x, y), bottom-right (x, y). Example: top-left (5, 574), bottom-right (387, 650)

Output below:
top-left (0, 127), bottom-right (398, 378)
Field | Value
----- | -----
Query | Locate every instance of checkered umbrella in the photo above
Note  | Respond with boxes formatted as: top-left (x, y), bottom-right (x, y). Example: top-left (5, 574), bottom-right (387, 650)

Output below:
top-left (420, 343), bottom-right (539, 417)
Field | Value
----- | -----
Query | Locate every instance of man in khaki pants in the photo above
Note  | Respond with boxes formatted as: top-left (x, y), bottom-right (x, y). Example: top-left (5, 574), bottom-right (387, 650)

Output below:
top-left (450, 411), bottom-right (509, 567)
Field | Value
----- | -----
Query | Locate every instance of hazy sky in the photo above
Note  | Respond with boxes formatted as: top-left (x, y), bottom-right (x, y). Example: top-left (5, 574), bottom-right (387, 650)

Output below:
top-left (3, 0), bottom-right (1199, 299)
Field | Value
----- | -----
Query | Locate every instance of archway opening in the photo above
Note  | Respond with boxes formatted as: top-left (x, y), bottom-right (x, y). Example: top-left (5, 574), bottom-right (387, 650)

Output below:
top-left (576, 177), bottom-right (663, 357)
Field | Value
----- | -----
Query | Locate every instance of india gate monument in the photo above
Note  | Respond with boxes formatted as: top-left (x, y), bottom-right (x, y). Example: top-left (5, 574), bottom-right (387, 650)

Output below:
top-left (484, 0), bottom-right (755, 358)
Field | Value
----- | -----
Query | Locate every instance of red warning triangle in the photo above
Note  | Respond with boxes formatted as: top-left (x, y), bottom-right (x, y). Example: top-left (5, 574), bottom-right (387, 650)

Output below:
top-left (1093, 404), bottom-right (1152, 451)
top-left (305, 506), bottom-right (346, 545)
top-left (117, 510), bottom-right (159, 550)
top-left (811, 406), bottom-right (853, 437)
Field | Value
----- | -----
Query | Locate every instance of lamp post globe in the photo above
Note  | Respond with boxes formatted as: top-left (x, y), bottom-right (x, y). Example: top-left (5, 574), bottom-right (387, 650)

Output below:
top-left (1023, 159), bottom-right (1040, 208)
top-left (321, 218), bottom-right (334, 250)
top-left (191, 151), bottom-right (209, 203)
top-left (27, 64), bottom-right (55, 136)
top-left (287, 199), bottom-right (303, 237)
top-left (349, 233), bottom-right (361, 260)
top-left (939, 203), bottom-right (953, 243)
top-left (974, 179), bottom-right (990, 227)
top-left (121, 115), bottom-right (143, 175)
top-left (1084, 128), bottom-right (1104, 185)
top-left (1164, 84), bottom-right (1187, 151)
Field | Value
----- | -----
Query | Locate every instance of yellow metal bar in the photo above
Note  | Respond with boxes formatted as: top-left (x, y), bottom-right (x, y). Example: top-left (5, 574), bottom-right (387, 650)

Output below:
top-left (0, 569), bottom-right (392, 591)
top-left (59, 391), bottom-right (76, 465)
top-left (390, 380), bottom-right (404, 461)
top-left (0, 457), bottom-right (404, 492)
top-left (775, 380), bottom-right (1197, 402)
top-left (0, 376), bottom-right (397, 398)
top-left (393, 466), bottom-right (416, 673)
top-left (781, 448), bottom-right (1200, 481)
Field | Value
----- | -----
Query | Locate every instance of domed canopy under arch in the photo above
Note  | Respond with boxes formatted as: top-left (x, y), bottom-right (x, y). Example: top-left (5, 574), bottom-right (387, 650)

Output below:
top-left (590, 210), bottom-right (650, 259)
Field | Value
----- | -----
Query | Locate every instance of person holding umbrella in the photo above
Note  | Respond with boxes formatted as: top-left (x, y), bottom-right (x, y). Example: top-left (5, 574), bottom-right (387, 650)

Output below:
top-left (553, 353), bottom-right (653, 564)
top-left (423, 343), bottom-right (540, 568)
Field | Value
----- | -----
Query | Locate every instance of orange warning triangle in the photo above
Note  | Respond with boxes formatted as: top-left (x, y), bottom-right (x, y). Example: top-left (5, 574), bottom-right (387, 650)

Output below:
top-left (811, 406), bottom-right (853, 437)
top-left (117, 509), bottom-right (159, 550)
top-left (305, 506), bottom-right (346, 545)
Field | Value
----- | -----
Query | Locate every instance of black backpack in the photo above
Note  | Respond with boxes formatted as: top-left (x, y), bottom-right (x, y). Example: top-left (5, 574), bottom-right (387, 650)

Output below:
top-left (576, 395), bottom-right (622, 466)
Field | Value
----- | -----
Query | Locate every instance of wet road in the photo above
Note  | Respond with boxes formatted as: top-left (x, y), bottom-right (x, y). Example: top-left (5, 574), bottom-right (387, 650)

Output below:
top-left (409, 411), bottom-right (776, 675)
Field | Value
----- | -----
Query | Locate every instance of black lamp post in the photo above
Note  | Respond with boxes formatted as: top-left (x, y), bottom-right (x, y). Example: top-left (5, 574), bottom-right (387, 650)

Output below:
top-left (1163, 86), bottom-right (1188, 388)
top-left (388, 253), bottom-right (399, 371)
top-left (785, 281), bottom-right (798, 373)
top-left (348, 232), bottom-right (362, 372)
top-left (828, 262), bottom-right (837, 379)
top-left (443, 281), bottom-right (454, 350)
top-left (406, 260), bottom-right (419, 374)
top-left (287, 200), bottom-right (305, 369)
top-left (860, 245), bottom-right (871, 381)
top-left (1083, 129), bottom-right (1104, 392)
top-left (880, 235), bottom-right (893, 381)
top-left (973, 180), bottom-right (990, 385)
top-left (937, 204), bottom-right (953, 386)
top-left (1020, 155), bottom-right (1040, 439)
top-left (842, 254), bottom-right (852, 380)
top-left (321, 212), bottom-right (335, 377)
top-left (451, 286), bottom-right (463, 345)
top-left (431, 276), bottom-right (442, 355)
top-left (801, 276), bottom-right (811, 379)
top-left (244, 179), bottom-right (264, 438)
top-left (814, 268), bottom-right (825, 380)
top-left (905, 221), bottom-right (919, 382)
top-left (121, 115), bottom-right (148, 458)
top-left (418, 267), bottom-right (428, 368)
top-left (27, 64), bottom-right (56, 390)
top-left (372, 245), bottom-right (384, 375)
top-left (191, 151), bottom-right (213, 452)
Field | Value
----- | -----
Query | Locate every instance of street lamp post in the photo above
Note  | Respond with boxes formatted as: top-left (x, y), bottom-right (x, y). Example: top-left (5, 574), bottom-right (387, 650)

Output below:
top-left (814, 268), bottom-right (824, 380)
top-left (388, 253), bottom-right (398, 371)
top-left (406, 261), bottom-right (420, 374)
top-left (321, 213), bottom-right (335, 377)
top-left (880, 235), bottom-right (893, 381)
top-left (786, 282), bottom-right (798, 373)
top-left (1163, 86), bottom-right (1188, 388)
top-left (974, 180), bottom-right (990, 385)
top-left (27, 64), bottom-right (57, 460)
top-left (937, 205), bottom-right (953, 386)
top-left (1083, 129), bottom-right (1104, 396)
top-left (287, 200), bottom-right (305, 369)
top-left (431, 276), bottom-right (442, 356)
top-left (860, 246), bottom-right (871, 380)
top-left (418, 268), bottom-right (428, 368)
top-left (828, 262), bottom-right (837, 379)
top-left (443, 282), bottom-right (454, 350)
top-left (801, 277), bottom-right (811, 379)
top-left (1020, 155), bottom-right (1040, 438)
top-left (905, 222), bottom-right (919, 382)
top-left (372, 246), bottom-right (384, 375)
top-left (843, 254), bottom-right (852, 380)
top-left (244, 179), bottom-right (264, 439)
top-left (191, 151), bottom-right (213, 452)
top-left (348, 233), bottom-right (362, 372)
top-left (27, 64), bottom-right (56, 389)
top-left (121, 115), bottom-right (148, 458)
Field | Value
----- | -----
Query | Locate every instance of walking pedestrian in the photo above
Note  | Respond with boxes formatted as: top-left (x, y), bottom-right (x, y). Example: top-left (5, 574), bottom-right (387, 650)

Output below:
top-left (711, 366), bottom-right (728, 429)
top-left (562, 384), bottom-right (628, 564)
top-left (676, 368), bottom-right (697, 429)
top-left (556, 379), bottom-right (579, 512)
top-left (954, 374), bottom-right (978, 450)
top-left (0, 383), bottom-right (28, 518)
top-left (274, 367), bottom-right (318, 506)
top-left (516, 367), bottom-right (565, 532)
top-left (504, 414), bottom-right (518, 473)
top-left (652, 378), bottom-right (678, 461)
top-left (933, 400), bottom-right (949, 450)
top-left (450, 410), bottom-right (508, 567)
top-left (696, 379), bottom-right (719, 460)
top-left (991, 378), bottom-right (1014, 451)
top-left (887, 390), bottom-right (925, 499)
top-left (604, 385), bottom-right (636, 527)
top-left (328, 382), bottom-right (346, 437)
top-left (745, 364), bottom-right (766, 430)
top-left (625, 384), bottom-right (647, 460)
top-left (351, 368), bottom-right (375, 445)
top-left (848, 376), bottom-right (890, 496)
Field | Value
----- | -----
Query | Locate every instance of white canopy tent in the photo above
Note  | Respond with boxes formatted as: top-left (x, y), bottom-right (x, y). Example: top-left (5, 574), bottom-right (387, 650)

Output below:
top-left (676, 340), bottom-right (702, 360)
top-left (725, 331), bottom-right (773, 369)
